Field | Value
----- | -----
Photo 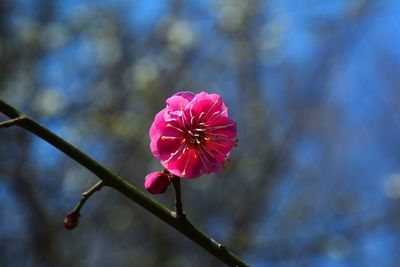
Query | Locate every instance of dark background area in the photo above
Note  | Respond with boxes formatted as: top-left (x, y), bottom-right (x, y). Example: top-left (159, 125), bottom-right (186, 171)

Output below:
top-left (1, 0), bottom-right (400, 266)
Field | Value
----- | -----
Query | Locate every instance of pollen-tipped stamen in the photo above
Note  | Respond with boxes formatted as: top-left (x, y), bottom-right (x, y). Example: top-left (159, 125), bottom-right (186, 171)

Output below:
top-left (167, 123), bottom-right (185, 132)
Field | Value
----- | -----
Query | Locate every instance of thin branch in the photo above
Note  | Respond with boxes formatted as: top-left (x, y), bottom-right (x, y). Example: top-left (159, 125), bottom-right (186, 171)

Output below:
top-left (64, 180), bottom-right (105, 230)
top-left (0, 99), bottom-right (250, 267)
top-left (172, 177), bottom-right (185, 219)
top-left (71, 180), bottom-right (105, 215)
top-left (0, 116), bottom-right (27, 128)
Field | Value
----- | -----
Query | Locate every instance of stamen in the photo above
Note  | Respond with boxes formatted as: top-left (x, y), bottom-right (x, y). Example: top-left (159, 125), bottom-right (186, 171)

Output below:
top-left (163, 143), bottom-right (186, 164)
top-left (190, 115), bottom-right (196, 125)
top-left (167, 123), bottom-right (184, 132)
top-left (181, 151), bottom-right (191, 176)
top-left (190, 104), bottom-right (194, 119)
top-left (197, 150), bottom-right (208, 169)
top-left (181, 111), bottom-right (189, 128)
top-left (165, 117), bottom-right (178, 122)
top-left (210, 137), bottom-right (236, 143)
top-left (198, 112), bottom-right (205, 122)
top-left (206, 143), bottom-right (226, 157)
top-left (178, 146), bottom-right (189, 160)
top-left (205, 123), bottom-right (235, 130)
top-left (204, 99), bottom-right (220, 120)
top-left (161, 136), bottom-right (180, 140)
top-left (207, 109), bottom-right (228, 123)
top-left (208, 133), bottom-right (236, 142)
top-left (209, 141), bottom-right (228, 148)
top-left (207, 111), bottom-right (220, 122)
top-left (199, 146), bottom-right (218, 162)
top-left (208, 132), bottom-right (231, 138)
top-left (166, 111), bottom-right (186, 129)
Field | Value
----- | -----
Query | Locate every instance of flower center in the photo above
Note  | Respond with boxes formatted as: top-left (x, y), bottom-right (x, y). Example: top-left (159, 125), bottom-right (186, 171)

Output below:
top-left (185, 127), bottom-right (208, 147)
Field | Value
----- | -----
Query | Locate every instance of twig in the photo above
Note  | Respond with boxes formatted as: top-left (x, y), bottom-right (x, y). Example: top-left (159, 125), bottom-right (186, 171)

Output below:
top-left (0, 116), bottom-right (27, 128)
top-left (172, 177), bottom-right (185, 219)
top-left (0, 99), bottom-right (250, 267)
top-left (64, 180), bottom-right (105, 230)
top-left (71, 180), bottom-right (104, 215)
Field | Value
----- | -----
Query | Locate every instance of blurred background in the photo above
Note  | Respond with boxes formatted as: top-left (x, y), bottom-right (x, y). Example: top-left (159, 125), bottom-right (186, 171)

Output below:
top-left (1, 0), bottom-right (400, 266)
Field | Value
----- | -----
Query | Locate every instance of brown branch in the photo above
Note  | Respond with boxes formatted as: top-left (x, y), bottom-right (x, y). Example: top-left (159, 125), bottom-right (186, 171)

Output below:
top-left (0, 116), bottom-right (27, 128)
top-left (172, 177), bottom-right (185, 219)
top-left (72, 180), bottom-right (104, 215)
top-left (0, 99), bottom-right (250, 267)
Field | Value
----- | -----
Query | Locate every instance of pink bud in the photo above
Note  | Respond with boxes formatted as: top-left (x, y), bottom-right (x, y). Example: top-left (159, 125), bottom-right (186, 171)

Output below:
top-left (145, 171), bottom-right (171, 194)
top-left (64, 212), bottom-right (80, 230)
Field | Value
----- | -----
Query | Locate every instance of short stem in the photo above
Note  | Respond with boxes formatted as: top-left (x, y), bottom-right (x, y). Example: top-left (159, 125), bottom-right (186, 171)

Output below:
top-left (0, 116), bottom-right (27, 128)
top-left (70, 180), bottom-right (105, 215)
top-left (172, 177), bottom-right (184, 218)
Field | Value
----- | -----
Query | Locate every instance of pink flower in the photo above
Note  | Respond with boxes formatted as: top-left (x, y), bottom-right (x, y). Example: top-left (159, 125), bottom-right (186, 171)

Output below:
top-left (145, 171), bottom-right (171, 194)
top-left (149, 91), bottom-right (237, 179)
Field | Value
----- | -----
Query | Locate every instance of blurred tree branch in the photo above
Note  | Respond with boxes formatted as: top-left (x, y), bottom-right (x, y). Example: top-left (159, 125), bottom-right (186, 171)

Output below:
top-left (64, 180), bottom-right (105, 230)
top-left (0, 99), bottom-right (250, 267)
top-left (0, 116), bottom-right (27, 128)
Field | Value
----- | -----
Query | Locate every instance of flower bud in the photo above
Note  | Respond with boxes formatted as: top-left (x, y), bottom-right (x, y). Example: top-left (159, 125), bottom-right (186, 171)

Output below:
top-left (64, 212), bottom-right (80, 230)
top-left (145, 171), bottom-right (171, 194)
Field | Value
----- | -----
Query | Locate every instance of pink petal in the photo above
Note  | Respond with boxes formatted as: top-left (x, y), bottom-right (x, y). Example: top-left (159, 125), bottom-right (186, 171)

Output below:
top-left (173, 91), bottom-right (196, 101)
top-left (149, 108), bottom-right (184, 139)
top-left (206, 116), bottom-right (236, 141)
top-left (188, 92), bottom-right (228, 121)
top-left (149, 109), bottom-right (167, 139)
top-left (162, 148), bottom-right (202, 178)
top-left (156, 136), bottom-right (184, 160)
top-left (166, 91), bottom-right (196, 111)
top-left (161, 150), bottom-right (187, 177)
top-left (144, 171), bottom-right (170, 194)
top-left (202, 143), bottom-right (226, 164)
top-left (149, 109), bottom-right (185, 160)
top-left (198, 148), bottom-right (222, 174)
top-left (176, 148), bottom-right (207, 179)
top-left (150, 132), bottom-right (184, 160)
top-left (164, 93), bottom-right (193, 124)
top-left (150, 131), bottom-right (162, 157)
top-left (205, 140), bottom-right (233, 156)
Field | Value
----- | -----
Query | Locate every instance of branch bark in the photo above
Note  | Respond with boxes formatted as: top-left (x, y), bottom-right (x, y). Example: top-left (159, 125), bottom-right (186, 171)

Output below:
top-left (172, 178), bottom-right (185, 219)
top-left (0, 99), bottom-right (250, 267)
top-left (72, 180), bottom-right (104, 215)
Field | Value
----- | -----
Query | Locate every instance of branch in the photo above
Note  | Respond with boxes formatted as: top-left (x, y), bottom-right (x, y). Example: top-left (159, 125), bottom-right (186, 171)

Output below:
top-left (0, 116), bottom-right (27, 128)
top-left (74, 180), bottom-right (105, 212)
top-left (172, 177), bottom-right (185, 219)
top-left (0, 99), bottom-right (250, 267)
top-left (64, 180), bottom-right (104, 230)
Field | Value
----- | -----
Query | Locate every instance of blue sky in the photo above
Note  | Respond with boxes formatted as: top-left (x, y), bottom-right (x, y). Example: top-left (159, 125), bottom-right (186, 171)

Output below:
top-left (2, 0), bottom-right (400, 266)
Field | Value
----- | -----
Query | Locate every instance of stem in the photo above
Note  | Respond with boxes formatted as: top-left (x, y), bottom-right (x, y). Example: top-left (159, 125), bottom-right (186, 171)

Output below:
top-left (71, 180), bottom-right (104, 215)
top-left (172, 178), bottom-right (184, 218)
top-left (0, 116), bottom-right (27, 128)
top-left (0, 99), bottom-right (250, 267)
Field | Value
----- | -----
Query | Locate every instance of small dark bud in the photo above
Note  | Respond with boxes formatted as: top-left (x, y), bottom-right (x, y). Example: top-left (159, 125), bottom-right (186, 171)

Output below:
top-left (64, 212), bottom-right (80, 230)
